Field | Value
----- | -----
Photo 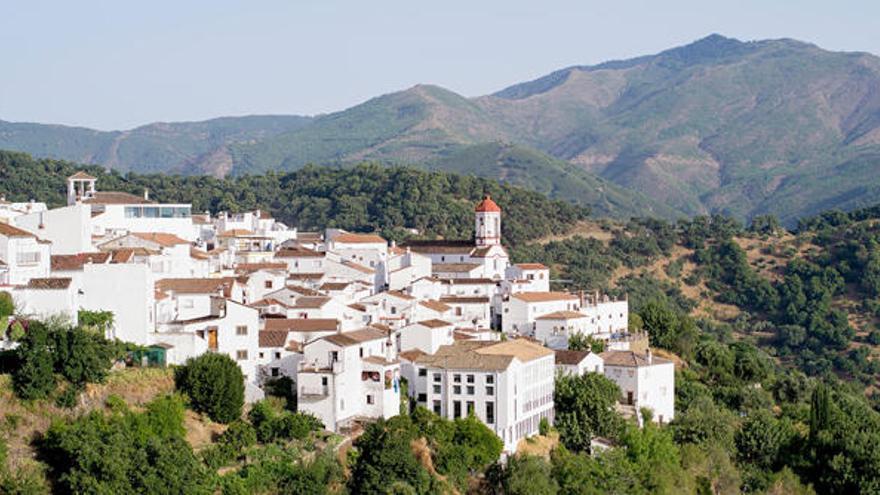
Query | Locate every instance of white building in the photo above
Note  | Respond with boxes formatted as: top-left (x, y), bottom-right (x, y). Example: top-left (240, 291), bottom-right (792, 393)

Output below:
top-left (502, 292), bottom-right (581, 336)
top-left (403, 196), bottom-right (510, 280)
top-left (554, 349), bottom-right (604, 376)
top-left (407, 338), bottom-right (555, 452)
top-left (505, 263), bottom-right (550, 293)
top-left (398, 319), bottom-right (455, 355)
top-left (66, 172), bottom-right (196, 242)
top-left (297, 327), bottom-right (400, 432)
top-left (600, 349), bottom-right (674, 424)
top-left (0, 222), bottom-right (50, 285)
top-left (14, 203), bottom-right (93, 255)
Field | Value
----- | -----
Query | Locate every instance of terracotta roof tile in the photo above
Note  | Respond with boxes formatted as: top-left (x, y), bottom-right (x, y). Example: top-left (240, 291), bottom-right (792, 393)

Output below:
top-left (432, 263), bottom-right (481, 273)
top-left (68, 171), bottom-right (96, 180)
top-left (515, 263), bottom-right (548, 270)
top-left (599, 350), bottom-right (670, 367)
top-left (264, 318), bottom-right (339, 332)
top-left (51, 253), bottom-right (110, 271)
top-left (83, 191), bottom-right (153, 205)
top-left (292, 296), bottom-right (331, 309)
top-left (333, 233), bottom-right (386, 244)
top-left (536, 310), bottom-right (588, 320)
top-left (322, 327), bottom-right (387, 347)
top-left (417, 319), bottom-right (452, 329)
top-left (26, 277), bottom-right (72, 289)
top-left (235, 262), bottom-right (287, 273)
top-left (439, 296), bottom-right (490, 304)
top-left (0, 222), bottom-right (35, 238)
top-left (275, 247), bottom-right (324, 258)
top-left (475, 195), bottom-right (501, 212)
top-left (419, 300), bottom-right (451, 312)
top-left (555, 349), bottom-right (592, 365)
top-left (259, 330), bottom-right (289, 348)
top-left (131, 232), bottom-right (189, 247)
top-left (511, 291), bottom-right (579, 303)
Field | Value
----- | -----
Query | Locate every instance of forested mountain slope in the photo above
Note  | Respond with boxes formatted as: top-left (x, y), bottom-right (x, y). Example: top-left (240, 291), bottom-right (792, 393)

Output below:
top-left (3, 35), bottom-right (880, 224)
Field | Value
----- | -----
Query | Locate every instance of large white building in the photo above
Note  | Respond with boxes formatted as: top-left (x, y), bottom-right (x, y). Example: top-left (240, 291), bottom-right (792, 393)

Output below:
top-left (405, 338), bottom-right (555, 452)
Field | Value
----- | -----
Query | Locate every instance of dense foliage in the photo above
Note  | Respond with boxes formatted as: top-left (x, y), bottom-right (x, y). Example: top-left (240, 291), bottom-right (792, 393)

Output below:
top-left (42, 395), bottom-right (212, 494)
top-left (174, 353), bottom-right (245, 424)
top-left (0, 150), bottom-right (587, 246)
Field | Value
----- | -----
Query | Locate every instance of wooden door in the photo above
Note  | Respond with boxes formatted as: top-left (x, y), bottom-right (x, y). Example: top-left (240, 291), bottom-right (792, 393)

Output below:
top-left (208, 327), bottom-right (218, 351)
top-left (626, 391), bottom-right (634, 405)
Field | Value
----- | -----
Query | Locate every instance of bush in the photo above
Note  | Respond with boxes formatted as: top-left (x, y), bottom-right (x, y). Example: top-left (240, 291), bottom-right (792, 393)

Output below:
top-left (51, 327), bottom-right (119, 386)
top-left (539, 417), bottom-right (551, 436)
top-left (248, 400), bottom-right (322, 443)
top-left (12, 322), bottom-right (55, 400)
top-left (175, 353), bottom-right (244, 423)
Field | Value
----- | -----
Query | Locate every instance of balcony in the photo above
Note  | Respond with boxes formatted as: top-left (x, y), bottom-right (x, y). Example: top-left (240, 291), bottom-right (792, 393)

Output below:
top-left (299, 385), bottom-right (329, 398)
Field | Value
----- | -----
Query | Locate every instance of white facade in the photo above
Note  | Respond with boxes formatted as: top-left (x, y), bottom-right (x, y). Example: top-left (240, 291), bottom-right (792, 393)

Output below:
top-left (398, 319), bottom-right (454, 355)
top-left (600, 350), bottom-right (675, 424)
top-left (297, 328), bottom-right (400, 431)
top-left (408, 339), bottom-right (555, 452)
top-left (14, 204), bottom-right (93, 255)
top-left (0, 224), bottom-right (51, 285)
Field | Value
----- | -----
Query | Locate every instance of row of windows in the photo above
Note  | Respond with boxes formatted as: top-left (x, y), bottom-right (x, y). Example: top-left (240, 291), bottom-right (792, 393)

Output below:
top-left (123, 206), bottom-right (192, 218)
top-left (425, 371), bottom-right (494, 384)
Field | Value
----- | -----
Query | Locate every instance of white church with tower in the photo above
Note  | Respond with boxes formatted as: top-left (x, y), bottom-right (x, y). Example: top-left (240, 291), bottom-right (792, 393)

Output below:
top-left (403, 195), bottom-right (510, 280)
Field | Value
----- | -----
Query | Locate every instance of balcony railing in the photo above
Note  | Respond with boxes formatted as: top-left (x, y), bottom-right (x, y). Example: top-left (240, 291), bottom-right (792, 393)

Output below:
top-left (299, 385), bottom-right (329, 397)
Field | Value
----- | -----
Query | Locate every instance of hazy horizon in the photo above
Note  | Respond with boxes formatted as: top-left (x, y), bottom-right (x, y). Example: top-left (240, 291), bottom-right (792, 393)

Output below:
top-left (2, 0), bottom-right (878, 131)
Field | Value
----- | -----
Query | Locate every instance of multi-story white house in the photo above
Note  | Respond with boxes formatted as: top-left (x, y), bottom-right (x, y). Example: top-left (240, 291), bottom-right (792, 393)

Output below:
top-left (397, 319), bottom-right (455, 355)
top-left (600, 349), bottom-right (675, 424)
top-left (65, 172), bottom-right (196, 242)
top-left (0, 222), bottom-right (51, 286)
top-left (504, 263), bottom-right (551, 292)
top-left (406, 338), bottom-right (555, 452)
top-left (501, 291), bottom-right (581, 336)
top-left (297, 327), bottom-right (400, 431)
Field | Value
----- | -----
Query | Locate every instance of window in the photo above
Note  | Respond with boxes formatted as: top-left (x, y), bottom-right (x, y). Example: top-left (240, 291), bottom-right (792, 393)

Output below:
top-left (467, 386), bottom-right (475, 395)
top-left (391, 306), bottom-right (397, 315)
top-left (322, 377), bottom-right (328, 386)
top-left (359, 347), bottom-right (364, 358)
top-left (453, 385), bottom-right (461, 394)
top-left (418, 368), bottom-right (427, 377)
top-left (467, 401), bottom-right (475, 415)
top-left (16, 252), bottom-right (40, 265)
top-left (259, 352), bottom-right (265, 359)
top-left (433, 373), bottom-right (442, 382)
top-left (417, 393), bottom-right (427, 402)
top-left (486, 386), bottom-right (494, 396)
top-left (236, 350), bottom-right (248, 360)
top-left (433, 385), bottom-right (441, 394)
top-left (486, 375), bottom-right (494, 384)
top-left (275, 352), bottom-right (281, 359)
top-left (466, 374), bottom-right (474, 383)
top-left (236, 325), bottom-right (248, 336)
top-left (453, 401), bottom-right (462, 419)
top-left (271, 367), bottom-right (279, 377)
top-left (486, 402), bottom-right (495, 424)
top-left (366, 395), bottom-right (374, 405)
top-left (453, 374), bottom-right (461, 383)
top-left (433, 400), bottom-right (441, 414)
top-left (264, 280), bottom-right (273, 289)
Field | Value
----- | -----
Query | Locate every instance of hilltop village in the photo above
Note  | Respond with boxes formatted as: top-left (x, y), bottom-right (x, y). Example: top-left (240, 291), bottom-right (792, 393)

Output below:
top-left (0, 172), bottom-right (673, 452)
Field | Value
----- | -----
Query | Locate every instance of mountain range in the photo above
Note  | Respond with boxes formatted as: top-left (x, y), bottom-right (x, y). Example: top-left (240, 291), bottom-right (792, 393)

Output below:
top-left (3, 34), bottom-right (880, 224)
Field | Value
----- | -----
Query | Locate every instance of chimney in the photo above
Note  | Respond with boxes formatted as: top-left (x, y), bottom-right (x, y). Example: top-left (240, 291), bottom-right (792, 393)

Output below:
top-left (143, 188), bottom-right (150, 201)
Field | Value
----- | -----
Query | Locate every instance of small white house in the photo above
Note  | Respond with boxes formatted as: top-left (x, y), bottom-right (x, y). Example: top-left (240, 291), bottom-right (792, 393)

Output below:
top-left (600, 349), bottom-right (675, 424)
top-left (554, 349), bottom-right (604, 376)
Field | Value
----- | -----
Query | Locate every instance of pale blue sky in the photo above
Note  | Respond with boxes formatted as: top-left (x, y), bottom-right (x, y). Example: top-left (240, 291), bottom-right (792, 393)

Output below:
top-left (1, 0), bottom-right (877, 130)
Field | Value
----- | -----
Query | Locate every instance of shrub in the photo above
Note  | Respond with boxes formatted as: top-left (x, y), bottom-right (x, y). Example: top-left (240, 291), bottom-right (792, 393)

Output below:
top-left (539, 417), bottom-right (551, 436)
top-left (51, 327), bottom-right (119, 386)
top-left (12, 322), bottom-right (55, 400)
top-left (248, 400), bottom-right (322, 443)
top-left (175, 353), bottom-right (244, 423)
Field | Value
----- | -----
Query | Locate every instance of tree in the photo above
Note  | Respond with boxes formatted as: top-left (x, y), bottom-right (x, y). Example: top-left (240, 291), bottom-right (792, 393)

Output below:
top-left (12, 322), bottom-right (55, 400)
top-left (494, 455), bottom-right (558, 495)
top-left (735, 410), bottom-right (792, 470)
top-left (671, 396), bottom-right (737, 453)
top-left (175, 353), bottom-right (244, 423)
top-left (554, 373), bottom-right (623, 452)
top-left (348, 416), bottom-right (433, 494)
top-left (568, 333), bottom-right (604, 353)
top-left (51, 327), bottom-right (119, 387)
top-left (809, 383), bottom-right (830, 441)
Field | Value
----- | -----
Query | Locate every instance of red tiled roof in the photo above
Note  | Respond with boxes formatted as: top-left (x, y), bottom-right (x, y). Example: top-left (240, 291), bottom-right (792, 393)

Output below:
top-left (131, 232), bottom-right (189, 247)
top-left (264, 318), bottom-right (339, 332)
top-left (536, 310), bottom-right (587, 320)
top-left (83, 191), bottom-right (153, 205)
top-left (323, 327), bottom-right (387, 347)
top-left (26, 277), bottom-right (72, 289)
top-left (68, 171), bottom-right (96, 180)
top-left (259, 330), bottom-right (289, 348)
top-left (51, 253), bottom-right (110, 271)
top-left (275, 247), bottom-right (324, 258)
top-left (512, 292), bottom-right (578, 303)
top-left (475, 195), bottom-right (501, 213)
top-left (419, 300), bottom-right (451, 312)
top-left (555, 349), bottom-right (592, 365)
top-left (333, 233), bottom-right (386, 244)
top-left (0, 222), bottom-right (35, 238)
top-left (515, 263), bottom-right (548, 270)
top-left (235, 262), bottom-right (287, 273)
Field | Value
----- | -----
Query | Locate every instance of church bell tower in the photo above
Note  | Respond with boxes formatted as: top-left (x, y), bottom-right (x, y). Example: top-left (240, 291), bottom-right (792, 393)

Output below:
top-left (475, 195), bottom-right (501, 247)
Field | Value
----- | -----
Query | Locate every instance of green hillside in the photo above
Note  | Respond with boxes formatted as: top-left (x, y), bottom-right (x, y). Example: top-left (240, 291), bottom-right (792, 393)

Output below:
top-left (422, 141), bottom-right (681, 219)
top-left (3, 35), bottom-right (880, 225)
